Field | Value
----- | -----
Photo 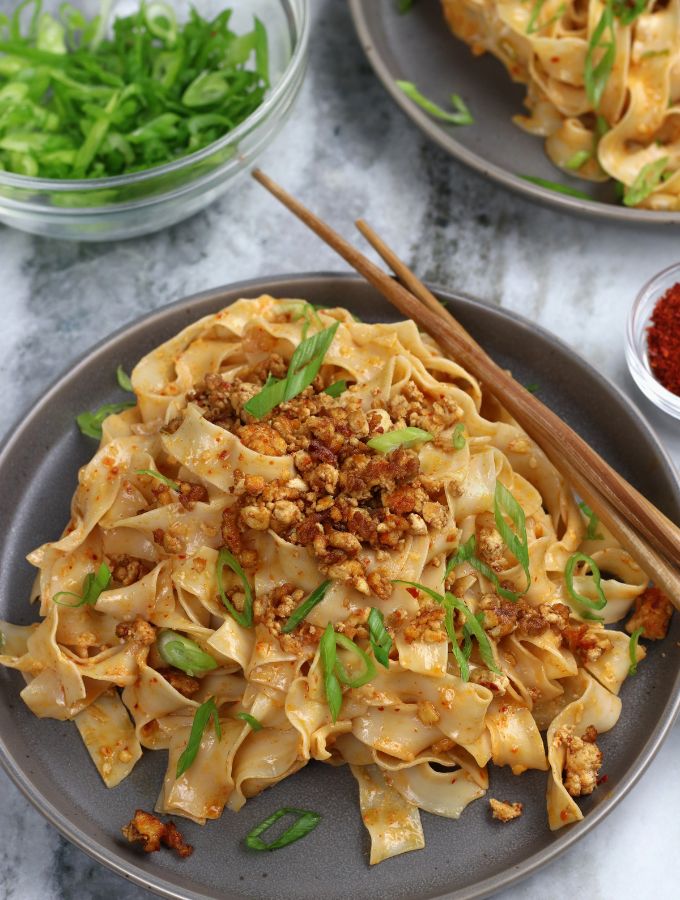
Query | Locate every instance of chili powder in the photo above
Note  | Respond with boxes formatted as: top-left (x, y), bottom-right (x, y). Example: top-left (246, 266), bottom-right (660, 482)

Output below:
top-left (647, 282), bottom-right (680, 396)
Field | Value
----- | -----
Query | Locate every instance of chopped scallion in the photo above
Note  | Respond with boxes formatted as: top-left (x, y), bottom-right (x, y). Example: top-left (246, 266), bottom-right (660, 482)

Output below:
top-left (494, 482), bottom-right (531, 596)
top-left (578, 501), bottom-right (604, 541)
top-left (135, 469), bottom-right (179, 492)
top-left (452, 423), bottom-right (466, 450)
top-left (116, 365), bottom-right (133, 393)
top-left (176, 696), bottom-right (221, 778)
top-left (367, 427), bottom-right (433, 454)
top-left (565, 552), bottom-right (608, 614)
top-left (628, 626), bottom-right (644, 675)
top-left (444, 534), bottom-right (521, 602)
top-left (396, 81), bottom-right (473, 125)
top-left (53, 562), bottom-right (111, 608)
top-left (281, 580), bottom-right (332, 634)
top-left (245, 808), bottom-right (321, 851)
top-left (368, 607), bottom-right (392, 668)
top-left (236, 711), bottom-right (263, 731)
top-left (216, 548), bottom-right (253, 628)
top-left (521, 175), bottom-right (592, 200)
top-left (623, 157), bottom-right (670, 208)
top-left (157, 630), bottom-right (217, 677)
top-left (584, 2), bottom-right (616, 109)
top-left (323, 379), bottom-right (348, 398)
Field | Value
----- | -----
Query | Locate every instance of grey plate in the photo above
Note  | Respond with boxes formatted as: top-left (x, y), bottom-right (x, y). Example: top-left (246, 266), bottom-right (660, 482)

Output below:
top-left (348, 0), bottom-right (680, 226)
top-left (0, 273), bottom-right (678, 900)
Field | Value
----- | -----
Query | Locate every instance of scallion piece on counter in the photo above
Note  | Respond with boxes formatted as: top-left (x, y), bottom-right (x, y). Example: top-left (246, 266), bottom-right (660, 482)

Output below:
top-left (452, 423), bottom-right (466, 450)
top-left (216, 548), bottom-right (253, 628)
top-left (628, 627), bottom-right (644, 675)
top-left (236, 712), bottom-right (263, 731)
top-left (244, 322), bottom-right (339, 419)
top-left (245, 808), bottom-right (321, 851)
top-left (281, 580), bottom-right (332, 634)
top-left (136, 469), bottom-right (180, 492)
top-left (565, 552), bottom-right (608, 614)
top-left (53, 562), bottom-right (111, 608)
top-left (367, 426), bottom-right (433, 454)
top-left (623, 157), bottom-right (670, 208)
top-left (494, 482), bottom-right (531, 595)
top-left (176, 696), bottom-right (221, 778)
top-left (157, 630), bottom-right (218, 677)
top-left (396, 81), bottom-right (473, 125)
top-left (368, 607), bottom-right (392, 669)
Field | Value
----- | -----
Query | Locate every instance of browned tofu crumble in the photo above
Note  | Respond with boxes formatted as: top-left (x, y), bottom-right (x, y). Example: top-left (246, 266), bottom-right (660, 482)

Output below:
top-left (625, 587), bottom-right (673, 641)
top-left (489, 798), bottom-right (523, 822)
top-left (122, 809), bottom-right (193, 858)
top-left (557, 725), bottom-right (603, 797)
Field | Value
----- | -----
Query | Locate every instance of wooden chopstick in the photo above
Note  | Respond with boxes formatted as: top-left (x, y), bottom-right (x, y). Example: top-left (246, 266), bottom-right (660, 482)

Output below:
top-left (251, 168), bottom-right (680, 576)
top-left (353, 220), bottom-right (680, 607)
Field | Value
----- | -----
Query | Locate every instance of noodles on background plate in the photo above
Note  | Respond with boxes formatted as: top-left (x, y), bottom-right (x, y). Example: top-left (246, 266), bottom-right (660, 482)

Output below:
top-left (0, 296), bottom-right (671, 863)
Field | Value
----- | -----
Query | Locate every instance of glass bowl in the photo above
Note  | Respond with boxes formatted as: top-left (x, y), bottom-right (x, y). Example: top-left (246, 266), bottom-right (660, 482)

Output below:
top-left (626, 262), bottom-right (680, 421)
top-left (0, 0), bottom-right (309, 241)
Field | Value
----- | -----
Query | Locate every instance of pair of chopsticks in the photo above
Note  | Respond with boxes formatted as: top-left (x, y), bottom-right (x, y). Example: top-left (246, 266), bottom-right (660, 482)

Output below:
top-left (251, 168), bottom-right (680, 611)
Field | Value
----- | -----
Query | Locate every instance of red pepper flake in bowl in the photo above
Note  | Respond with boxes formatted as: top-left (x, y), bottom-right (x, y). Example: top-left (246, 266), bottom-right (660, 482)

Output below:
top-left (647, 283), bottom-right (680, 396)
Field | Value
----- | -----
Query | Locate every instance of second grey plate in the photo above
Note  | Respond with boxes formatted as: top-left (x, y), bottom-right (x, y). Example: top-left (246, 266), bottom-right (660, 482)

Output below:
top-left (0, 273), bottom-right (679, 900)
top-left (348, 0), bottom-right (680, 225)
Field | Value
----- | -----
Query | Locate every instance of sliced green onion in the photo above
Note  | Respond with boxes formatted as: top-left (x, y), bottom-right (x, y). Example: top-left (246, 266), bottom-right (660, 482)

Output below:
top-left (444, 534), bottom-right (521, 602)
top-left (367, 427), bottom-right (433, 454)
top-left (394, 580), bottom-right (500, 677)
top-left (623, 157), bottom-right (670, 208)
top-left (323, 379), bottom-right (348, 398)
top-left (566, 150), bottom-right (592, 170)
top-left (245, 808), bottom-right (321, 851)
top-left (565, 552), bottom-right (608, 613)
top-left (526, 0), bottom-right (566, 34)
top-left (333, 633), bottom-right (376, 688)
top-left (244, 323), bottom-right (339, 419)
top-left (521, 175), bottom-right (592, 200)
top-left (452, 423), bottom-right (466, 450)
top-left (216, 548), bottom-right (253, 628)
top-left (281, 580), bottom-right (332, 634)
top-left (176, 697), bottom-right (221, 778)
top-left (584, 2), bottom-right (616, 108)
top-left (236, 711), bottom-right (263, 731)
top-left (135, 469), bottom-right (179, 492)
top-left (628, 626), bottom-right (644, 675)
top-left (525, 383), bottom-right (540, 393)
top-left (53, 562), bottom-right (111, 608)
top-left (76, 400), bottom-right (135, 438)
top-left (639, 49), bottom-right (670, 61)
top-left (116, 365), bottom-right (133, 393)
top-left (611, 0), bottom-right (646, 24)
top-left (396, 81), bottom-right (473, 125)
top-left (494, 482), bottom-right (531, 595)
top-left (578, 501), bottom-right (604, 541)
top-left (368, 607), bottom-right (392, 669)
top-left (397, 0), bottom-right (415, 12)
top-left (157, 630), bottom-right (217, 677)
top-left (320, 622), bottom-right (343, 722)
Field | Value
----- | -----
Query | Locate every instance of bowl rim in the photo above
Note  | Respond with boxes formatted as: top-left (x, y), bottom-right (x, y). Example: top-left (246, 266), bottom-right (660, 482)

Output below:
top-left (626, 261), bottom-right (680, 418)
top-left (0, 0), bottom-right (310, 192)
top-left (348, 0), bottom-right (680, 226)
top-left (0, 271), bottom-right (679, 900)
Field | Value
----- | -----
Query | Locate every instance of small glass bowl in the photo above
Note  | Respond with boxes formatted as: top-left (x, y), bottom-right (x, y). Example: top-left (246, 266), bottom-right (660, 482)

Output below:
top-left (0, 0), bottom-right (309, 241)
top-left (626, 262), bottom-right (680, 420)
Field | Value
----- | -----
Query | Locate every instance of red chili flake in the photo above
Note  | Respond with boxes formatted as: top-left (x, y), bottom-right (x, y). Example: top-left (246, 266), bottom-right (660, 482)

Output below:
top-left (406, 587), bottom-right (419, 598)
top-left (647, 282), bottom-right (680, 396)
top-left (597, 774), bottom-right (608, 786)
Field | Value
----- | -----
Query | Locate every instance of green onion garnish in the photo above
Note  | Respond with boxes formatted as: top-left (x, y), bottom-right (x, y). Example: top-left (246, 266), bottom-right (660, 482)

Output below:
top-left (525, 383), bottom-right (540, 393)
top-left (526, 0), bottom-right (566, 34)
top-left (566, 150), bottom-right (592, 170)
top-left (157, 630), bottom-right (217, 677)
top-left (333, 633), bottom-right (376, 689)
top-left (176, 696), bottom-right (221, 778)
top-left (611, 0), bottom-right (646, 24)
top-left (245, 808), bottom-right (321, 851)
top-left (236, 712), bottom-right (263, 731)
top-left (443, 534), bottom-right (521, 602)
top-left (216, 548), bottom-right (253, 628)
top-left (521, 175), bottom-right (592, 200)
top-left (396, 81), bottom-right (473, 125)
top-left (578, 501), bottom-right (604, 540)
top-left (394, 580), bottom-right (500, 679)
top-left (367, 427), bottom-right (433, 454)
top-left (320, 622), bottom-right (343, 722)
top-left (494, 482), bottom-right (531, 596)
top-left (323, 380), bottom-right (348, 398)
top-left (397, 0), bottom-right (415, 12)
top-left (244, 322), bottom-right (339, 419)
top-left (76, 401), bottom-right (135, 438)
top-left (623, 157), bottom-right (670, 208)
top-left (565, 552), bottom-right (607, 614)
top-left (53, 562), bottom-right (111, 608)
top-left (452, 423), bottom-right (466, 450)
top-left (135, 469), bottom-right (180, 492)
top-left (628, 626), bottom-right (644, 675)
top-left (584, 2), bottom-right (616, 108)
top-left (116, 365), bottom-right (133, 393)
top-left (0, 2), bottom-right (269, 179)
top-left (281, 580), bottom-right (332, 634)
top-left (368, 607), bottom-right (392, 669)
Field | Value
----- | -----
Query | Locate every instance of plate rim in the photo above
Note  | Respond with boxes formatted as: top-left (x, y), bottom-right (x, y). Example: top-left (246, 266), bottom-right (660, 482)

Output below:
top-left (347, 0), bottom-right (680, 227)
top-left (0, 270), bottom-right (679, 900)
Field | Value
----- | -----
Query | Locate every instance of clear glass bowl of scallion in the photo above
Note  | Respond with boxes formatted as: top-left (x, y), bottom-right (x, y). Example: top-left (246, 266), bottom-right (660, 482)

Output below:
top-left (0, 0), bottom-right (309, 240)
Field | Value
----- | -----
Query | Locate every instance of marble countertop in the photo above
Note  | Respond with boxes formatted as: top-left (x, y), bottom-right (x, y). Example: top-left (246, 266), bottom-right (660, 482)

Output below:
top-left (1, 1), bottom-right (678, 898)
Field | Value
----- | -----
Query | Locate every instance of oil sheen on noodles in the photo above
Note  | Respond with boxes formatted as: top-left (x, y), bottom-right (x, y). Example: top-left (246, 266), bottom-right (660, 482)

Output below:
top-left (0, 297), bottom-right (653, 863)
top-left (442, 0), bottom-right (680, 209)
